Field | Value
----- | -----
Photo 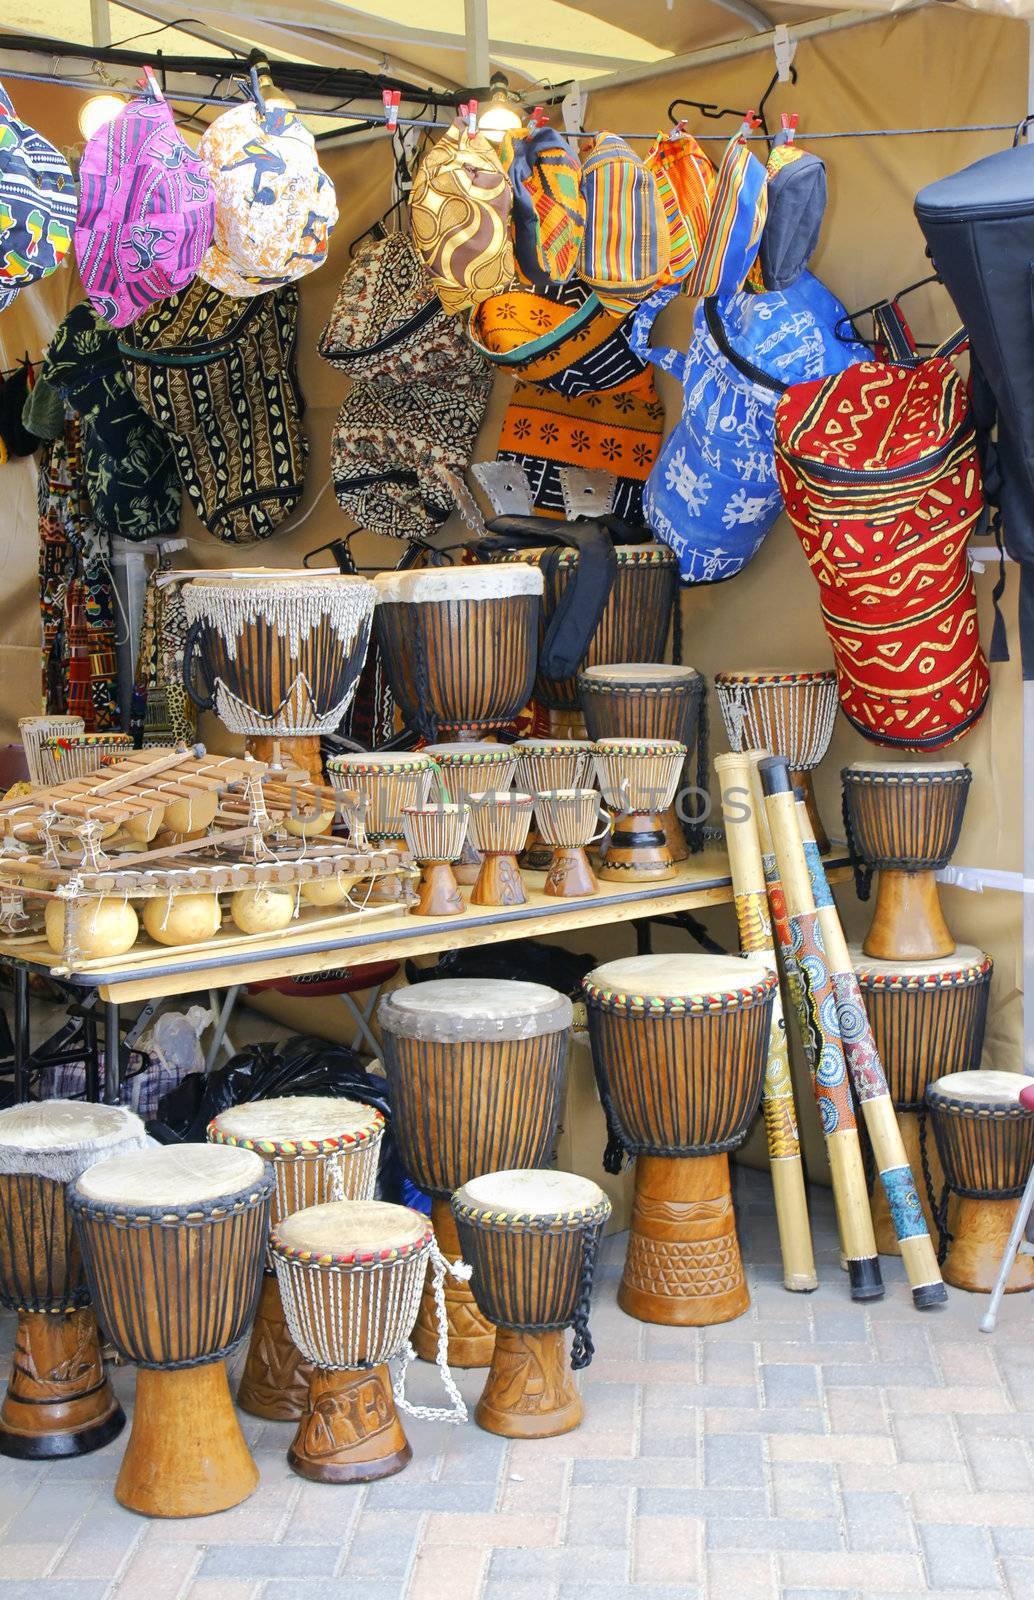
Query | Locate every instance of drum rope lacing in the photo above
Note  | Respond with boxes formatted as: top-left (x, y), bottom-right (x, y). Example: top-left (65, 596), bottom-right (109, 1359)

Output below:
top-left (570, 1217), bottom-right (606, 1371)
top-left (842, 789), bottom-right (873, 902)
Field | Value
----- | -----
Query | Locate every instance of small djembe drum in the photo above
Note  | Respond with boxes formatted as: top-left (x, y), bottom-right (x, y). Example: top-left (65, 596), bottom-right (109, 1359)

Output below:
top-left (467, 791), bottom-right (535, 906)
top-left (0, 1101), bottom-right (147, 1459)
top-left (853, 947), bottom-right (992, 1255)
top-left (495, 544), bottom-right (678, 734)
top-left (181, 569), bottom-right (376, 781)
top-left (426, 743), bottom-right (518, 885)
top-left (715, 670), bottom-right (838, 852)
top-left (70, 1144), bottom-right (272, 1517)
top-left (926, 1071), bottom-right (1034, 1295)
top-left (591, 738), bottom-right (687, 883)
top-left (580, 663), bottom-right (705, 863)
top-left (453, 1169), bottom-right (610, 1438)
top-left (842, 761), bottom-right (972, 960)
top-left (38, 732), bottom-right (134, 786)
top-left (535, 788), bottom-right (609, 898)
top-left (402, 803), bottom-right (469, 916)
top-left (584, 953), bottom-right (776, 1325)
top-left (271, 1199), bottom-right (464, 1482)
top-left (18, 716), bottom-right (84, 786)
top-left (378, 979), bottom-right (572, 1366)
top-left (514, 737), bottom-right (594, 869)
top-left (208, 1096), bottom-right (384, 1421)
top-left (327, 751), bottom-right (435, 844)
top-left (373, 564), bottom-right (543, 741)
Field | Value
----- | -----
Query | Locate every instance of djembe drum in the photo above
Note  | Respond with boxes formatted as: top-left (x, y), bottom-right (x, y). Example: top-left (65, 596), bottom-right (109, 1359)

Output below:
top-left (426, 743), bottom-right (518, 884)
top-left (181, 569), bottom-right (377, 781)
top-left (37, 732), bottom-right (134, 786)
top-left (272, 1199), bottom-right (463, 1482)
top-left (453, 1169), bottom-right (610, 1438)
top-left (584, 953), bottom-right (776, 1325)
top-left (70, 1144), bottom-right (272, 1517)
top-left (926, 1071), bottom-right (1034, 1294)
top-left (0, 1101), bottom-right (146, 1459)
top-left (514, 737), bottom-right (594, 869)
top-left (495, 544), bottom-right (678, 734)
top-left (208, 1095), bottom-right (384, 1421)
top-left (378, 979), bottom-right (572, 1366)
top-left (18, 716), bottom-right (83, 786)
top-left (580, 663), bottom-right (705, 862)
top-left (402, 803), bottom-right (469, 916)
top-left (715, 670), bottom-right (838, 852)
top-left (327, 751), bottom-right (435, 842)
top-left (467, 792), bottom-right (535, 906)
top-left (373, 564), bottom-right (543, 741)
top-left (591, 738), bottom-right (687, 882)
top-left (853, 947), bottom-right (992, 1254)
top-left (842, 761), bottom-right (972, 960)
top-left (535, 788), bottom-right (608, 897)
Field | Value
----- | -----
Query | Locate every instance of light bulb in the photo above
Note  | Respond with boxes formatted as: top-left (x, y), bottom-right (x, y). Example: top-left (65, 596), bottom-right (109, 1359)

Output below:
top-left (477, 101), bottom-right (523, 143)
top-left (78, 94), bottom-right (126, 141)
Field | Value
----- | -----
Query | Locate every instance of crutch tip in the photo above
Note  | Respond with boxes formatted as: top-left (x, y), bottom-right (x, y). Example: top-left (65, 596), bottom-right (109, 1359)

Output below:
top-left (912, 1281), bottom-right (948, 1310)
top-left (848, 1257), bottom-right (885, 1300)
top-left (979, 1312), bottom-right (997, 1333)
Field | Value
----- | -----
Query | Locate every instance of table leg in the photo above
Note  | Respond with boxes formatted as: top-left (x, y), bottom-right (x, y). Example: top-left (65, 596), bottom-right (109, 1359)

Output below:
top-left (104, 1002), bottom-right (121, 1105)
top-left (11, 967), bottom-right (29, 1104)
top-left (84, 1006), bottom-right (100, 1104)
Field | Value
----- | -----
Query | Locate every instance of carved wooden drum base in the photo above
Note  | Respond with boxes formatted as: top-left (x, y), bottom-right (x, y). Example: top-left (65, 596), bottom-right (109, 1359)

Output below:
top-left (872, 1114), bottom-right (943, 1257)
top-left (414, 862), bottom-right (463, 917)
top-left (117, 1362), bottom-right (259, 1518)
top-left (864, 871), bottom-right (955, 962)
top-left (475, 1329), bottom-right (583, 1439)
top-left (943, 1198), bottom-right (1034, 1295)
top-left (661, 805), bottom-right (688, 863)
top-left (598, 814), bottom-right (676, 883)
top-left (237, 1272), bottom-right (314, 1421)
top-left (544, 846), bottom-right (597, 898)
top-left (288, 1364), bottom-right (411, 1483)
top-left (470, 852), bottom-right (527, 907)
top-left (619, 1154), bottom-right (750, 1326)
top-left (413, 1201), bottom-right (495, 1368)
top-left (0, 1309), bottom-right (124, 1459)
top-left (245, 734), bottom-right (324, 784)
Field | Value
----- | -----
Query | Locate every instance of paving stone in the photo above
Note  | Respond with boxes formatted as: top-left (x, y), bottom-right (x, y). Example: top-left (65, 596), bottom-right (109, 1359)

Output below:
top-left (264, 1584), bottom-right (400, 1600)
top-left (706, 1550), bottom-right (778, 1599)
top-left (826, 1390), bottom-right (890, 1436)
top-left (963, 1435), bottom-right (1034, 1490)
top-left (913, 1491), bottom-right (1032, 1527)
top-left (632, 1513), bottom-right (701, 1585)
top-left (812, 1311), bottom-right (871, 1343)
top-left (488, 1545), bottom-right (630, 1583)
top-left (408, 1545), bottom-right (488, 1600)
top-left (184, 1584), bottom-right (261, 1600)
top-left (1001, 1556), bottom-right (1034, 1599)
top-left (199, 1544), bottom-right (340, 1578)
top-left (498, 1458), bottom-right (570, 1514)
top-left (769, 1434), bottom-right (895, 1465)
top-left (638, 1486), bottom-right (767, 1519)
top-left (893, 1414), bottom-right (963, 1463)
top-left (344, 1510), bottom-right (421, 1580)
top-left (703, 1406), bottom-right (826, 1435)
top-left (556, 1586), bottom-right (693, 1600)
top-left (108, 1539), bottom-right (201, 1599)
top-left (706, 1517), bottom-right (842, 1552)
top-left (484, 1584), bottom-right (560, 1600)
top-left (572, 1458), bottom-right (690, 1487)
top-left (0, 1587), bottom-right (114, 1600)
top-left (423, 1512), bottom-right (559, 1548)
top-left (562, 1485), bottom-right (630, 1547)
top-left (993, 1529), bottom-right (1034, 1556)
top-left (841, 1490), bottom-right (915, 1554)
top-left (779, 1553), bottom-right (927, 1592)
top-left (702, 1433), bottom-right (765, 1488)
top-left (770, 1462), bottom-right (839, 1523)
top-left (889, 1386), bottom-right (1012, 1417)
top-left (920, 1524), bottom-right (1000, 1590)
top-left (760, 1363), bottom-right (821, 1406)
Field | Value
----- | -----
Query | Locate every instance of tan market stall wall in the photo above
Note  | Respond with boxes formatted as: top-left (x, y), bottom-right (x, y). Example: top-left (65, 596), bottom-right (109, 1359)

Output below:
top-left (0, 9), bottom-right (1026, 1182)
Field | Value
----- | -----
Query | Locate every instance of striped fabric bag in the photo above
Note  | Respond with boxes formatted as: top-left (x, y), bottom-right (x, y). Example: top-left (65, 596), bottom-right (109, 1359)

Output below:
top-left (504, 126), bottom-right (585, 287)
top-left (578, 133), bottom-right (670, 316)
top-left (645, 129), bottom-right (715, 284)
top-left (684, 130), bottom-right (768, 300)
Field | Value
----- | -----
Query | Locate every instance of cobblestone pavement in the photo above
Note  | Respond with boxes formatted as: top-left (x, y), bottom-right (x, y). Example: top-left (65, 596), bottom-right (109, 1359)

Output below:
top-left (0, 1169), bottom-right (1030, 1600)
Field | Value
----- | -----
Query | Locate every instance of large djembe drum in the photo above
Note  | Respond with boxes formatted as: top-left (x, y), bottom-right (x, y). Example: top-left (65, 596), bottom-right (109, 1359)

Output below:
top-left (842, 761), bottom-right (972, 960)
top-left (591, 738), bottom-right (687, 883)
top-left (426, 743), bottom-right (518, 885)
top-left (208, 1096), bottom-right (384, 1421)
top-left (0, 1102), bottom-right (146, 1459)
top-left (378, 979), bottom-right (572, 1366)
top-left (327, 751), bottom-right (435, 843)
top-left (581, 664), bottom-right (706, 862)
top-left (181, 570), bottom-right (376, 781)
top-left (373, 564), bottom-right (543, 741)
top-left (853, 947), bottom-right (992, 1254)
top-left (715, 670), bottom-right (838, 852)
top-left (926, 1071), bottom-right (1034, 1295)
top-left (70, 1144), bottom-right (272, 1517)
top-left (495, 544), bottom-right (678, 734)
top-left (453, 1169), bottom-right (610, 1438)
top-left (271, 1199), bottom-right (463, 1483)
top-left (584, 954), bottom-right (777, 1325)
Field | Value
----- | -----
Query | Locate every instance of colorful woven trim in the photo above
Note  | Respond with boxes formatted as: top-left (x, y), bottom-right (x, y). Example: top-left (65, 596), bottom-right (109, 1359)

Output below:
top-left (517, 741), bottom-right (590, 757)
top-left (44, 733), bottom-right (133, 751)
top-left (583, 974), bottom-right (776, 1014)
top-left (855, 957), bottom-right (992, 991)
top-left (208, 1113), bottom-right (385, 1157)
top-left (591, 740), bottom-right (687, 758)
top-left (453, 1198), bottom-right (611, 1230)
top-left (328, 755), bottom-right (433, 776)
top-left (715, 670), bottom-right (837, 688)
top-left (585, 678), bottom-right (701, 698)
top-left (926, 1093), bottom-right (1033, 1121)
top-left (271, 1225), bottom-right (432, 1268)
top-left (841, 768), bottom-right (971, 789)
top-left (430, 750), bottom-right (515, 766)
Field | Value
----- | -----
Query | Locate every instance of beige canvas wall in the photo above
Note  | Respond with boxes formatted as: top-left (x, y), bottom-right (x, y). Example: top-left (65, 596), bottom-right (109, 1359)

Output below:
top-left (0, 8), bottom-right (1027, 1176)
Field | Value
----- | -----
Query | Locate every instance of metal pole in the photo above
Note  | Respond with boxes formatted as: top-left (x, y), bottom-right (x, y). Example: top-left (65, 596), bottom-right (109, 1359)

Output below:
top-left (103, 1001), bottom-right (121, 1105)
top-left (11, 967), bottom-right (28, 1104)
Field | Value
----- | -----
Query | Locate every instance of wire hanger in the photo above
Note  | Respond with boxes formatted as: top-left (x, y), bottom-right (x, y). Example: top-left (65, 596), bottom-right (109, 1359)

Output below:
top-left (667, 62), bottom-right (797, 146)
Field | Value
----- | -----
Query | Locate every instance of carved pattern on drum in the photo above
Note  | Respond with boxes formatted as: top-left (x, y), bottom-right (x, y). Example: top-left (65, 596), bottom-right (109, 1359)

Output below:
top-left (238, 1276), bottom-right (314, 1420)
top-left (635, 1192), bottom-right (733, 1226)
top-left (413, 1266), bottom-right (496, 1368)
top-left (483, 1328), bottom-right (578, 1418)
top-left (11, 1313), bottom-right (99, 1397)
top-left (881, 1165), bottom-right (927, 1242)
top-left (300, 1369), bottom-right (396, 1461)
top-left (494, 857), bottom-right (526, 905)
top-left (831, 971), bottom-right (890, 1103)
top-left (734, 891), bottom-right (772, 952)
top-left (763, 1091), bottom-right (802, 1158)
top-left (624, 1230), bottom-right (744, 1299)
top-left (790, 910), bottom-right (856, 1135)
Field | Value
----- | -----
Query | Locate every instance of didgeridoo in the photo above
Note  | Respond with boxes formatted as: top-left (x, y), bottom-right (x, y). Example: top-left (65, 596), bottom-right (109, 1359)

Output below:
top-left (752, 757), bottom-right (883, 1302)
top-left (789, 784), bottom-right (948, 1310)
top-left (716, 752), bottom-right (817, 1293)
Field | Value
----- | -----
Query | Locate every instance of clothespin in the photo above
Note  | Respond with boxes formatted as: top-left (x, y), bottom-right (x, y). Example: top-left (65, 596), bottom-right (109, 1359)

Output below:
top-left (249, 65), bottom-right (267, 118)
top-left (780, 111), bottom-right (799, 145)
top-left (529, 105), bottom-right (550, 129)
top-left (139, 64), bottom-right (164, 102)
top-left (465, 99), bottom-right (478, 135)
top-left (382, 88), bottom-right (401, 130)
top-left (738, 110), bottom-right (763, 142)
top-left (670, 118), bottom-right (688, 140)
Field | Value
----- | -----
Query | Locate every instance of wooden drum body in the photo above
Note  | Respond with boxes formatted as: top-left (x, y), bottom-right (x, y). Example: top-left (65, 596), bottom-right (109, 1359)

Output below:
top-left (843, 761), bottom-right (972, 961)
top-left (467, 792), bottom-right (535, 906)
top-left (71, 1145), bottom-right (272, 1518)
top-left (378, 979), bottom-right (572, 1366)
top-left (327, 752), bottom-right (435, 842)
top-left (926, 1072), bottom-right (1034, 1295)
top-left (853, 949), bottom-right (992, 1255)
top-left (402, 803), bottom-right (469, 916)
top-left (453, 1170), bottom-right (610, 1439)
top-left (208, 1095), bottom-right (384, 1422)
top-left (592, 739), bottom-right (687, 883)
top-left (584, 954), bottom-right (776, 1325)
top-left (271, 1200), bottom-right (432, 1483)
top-left (374, 565), bottom-right (543, 741)
top-left (514, 738), bottom-right (594, 870)
top-left (535, 788), bottom-right (607, 898)
top-left (426, 744), bottom-right (518, 885)
top-left (495, 544), bottom-right (677, 730)
top-left (716, 670), bottom-right (838, 852)
top-left (0, 1102), bottom-right (147, 1459)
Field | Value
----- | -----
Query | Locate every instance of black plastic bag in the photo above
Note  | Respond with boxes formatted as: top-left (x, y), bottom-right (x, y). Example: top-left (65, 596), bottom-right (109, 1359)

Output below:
top-left (405, 937), bottom-right (596, 1000)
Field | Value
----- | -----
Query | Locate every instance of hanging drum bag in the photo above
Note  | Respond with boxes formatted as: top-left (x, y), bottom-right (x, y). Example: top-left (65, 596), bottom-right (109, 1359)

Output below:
top-left (774, 306), bottom-right (989, 750)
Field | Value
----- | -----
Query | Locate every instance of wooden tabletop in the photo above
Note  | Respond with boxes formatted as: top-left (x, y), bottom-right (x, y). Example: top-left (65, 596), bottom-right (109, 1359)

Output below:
top-left (0, 849), bottom-right (852, 1005)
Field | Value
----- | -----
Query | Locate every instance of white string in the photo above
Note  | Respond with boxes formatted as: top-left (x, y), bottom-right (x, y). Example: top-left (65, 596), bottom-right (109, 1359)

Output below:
top-left (392, 1241), bottom-right (469, 1426)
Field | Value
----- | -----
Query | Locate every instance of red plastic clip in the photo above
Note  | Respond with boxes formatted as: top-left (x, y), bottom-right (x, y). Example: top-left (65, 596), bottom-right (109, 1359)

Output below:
top-left (530, 105), bottom-right (550, 129)
top-left (140, 64), bottom-right (165, 101)
top-left (780, 111), bottom-right (799, 142)
top-left (382, 88), bottom-right (401, 130)
top-left (465, 99), bottom-right (478, 134)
